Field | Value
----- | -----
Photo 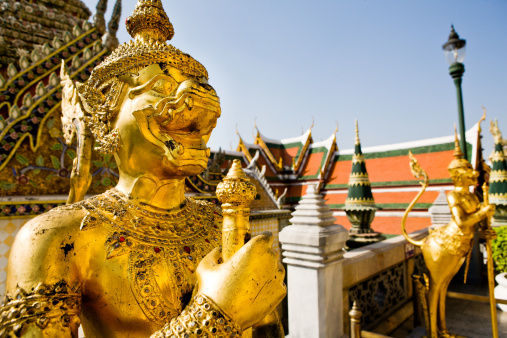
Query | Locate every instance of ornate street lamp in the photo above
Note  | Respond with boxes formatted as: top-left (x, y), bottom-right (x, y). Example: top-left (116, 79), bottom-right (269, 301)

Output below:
top-left (443, 25), bottom-right (468, 160)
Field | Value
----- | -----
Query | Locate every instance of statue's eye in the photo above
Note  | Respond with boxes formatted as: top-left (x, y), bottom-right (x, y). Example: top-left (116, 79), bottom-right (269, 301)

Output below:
top-left (151, 77), bottom-right (177, 95)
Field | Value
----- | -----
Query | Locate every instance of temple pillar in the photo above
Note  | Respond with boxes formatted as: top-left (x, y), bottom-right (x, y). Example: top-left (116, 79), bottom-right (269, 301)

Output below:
top-left (279, 185), bottom-right (348, 338)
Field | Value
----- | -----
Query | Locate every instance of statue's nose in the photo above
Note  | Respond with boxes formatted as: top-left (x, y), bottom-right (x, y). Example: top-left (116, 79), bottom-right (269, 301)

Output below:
top-left (176, 79), bottom-right (218, 99)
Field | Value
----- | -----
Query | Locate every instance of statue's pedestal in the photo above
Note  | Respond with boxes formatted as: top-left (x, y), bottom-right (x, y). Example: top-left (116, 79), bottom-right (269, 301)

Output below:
top-left (346, 232), bottom-right (385, 249)
top-left (344, 207), bottom-right (384, 249)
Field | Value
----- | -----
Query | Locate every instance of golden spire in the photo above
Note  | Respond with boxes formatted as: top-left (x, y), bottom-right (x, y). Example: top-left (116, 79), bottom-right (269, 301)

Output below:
top-left (355, 119), bottom-right (360, 145)
top-left (453, 124), bottom-right (464, 159)
top-left (126, 0), bottom-right (174, 42)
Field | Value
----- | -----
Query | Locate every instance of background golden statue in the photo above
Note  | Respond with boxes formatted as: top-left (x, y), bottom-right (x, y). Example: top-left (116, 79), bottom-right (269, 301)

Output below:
top-left (0, 1), bottom-right (285, 337)
top-left (402, 130), bottom-right (495, 338)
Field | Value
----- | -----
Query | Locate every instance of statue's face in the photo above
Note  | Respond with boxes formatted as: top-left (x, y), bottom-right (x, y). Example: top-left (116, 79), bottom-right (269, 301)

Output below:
top-left (451, 167), bottom-right (479, 188)
top-left (113, 63), bottom-right (220, 179)
top-left (464, 168), bottom-right (479, 187)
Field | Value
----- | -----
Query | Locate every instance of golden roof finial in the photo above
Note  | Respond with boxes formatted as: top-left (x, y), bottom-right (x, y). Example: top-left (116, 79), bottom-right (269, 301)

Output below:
top-left (126, 0), bottom-right (174, 42)
top-left (453, 124), bottom-right (464, 159)
top-left (478, 106), bottom-right (486, 134)
top-left (355, 119), bottom-right (360, 145)
top-left (334, 120), bottom-right (339, 134)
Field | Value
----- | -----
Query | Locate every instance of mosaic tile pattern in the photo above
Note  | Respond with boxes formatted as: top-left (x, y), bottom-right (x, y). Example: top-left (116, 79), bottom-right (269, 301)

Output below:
top-left (250, 218), bottom-right (281, 259)
top-left (0, 217), bottom-right (31, 296)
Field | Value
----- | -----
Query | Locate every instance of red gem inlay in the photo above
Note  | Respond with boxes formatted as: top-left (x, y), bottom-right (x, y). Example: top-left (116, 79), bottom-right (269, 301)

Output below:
top-left (205, 239), bottom-right (210, 243)
top-left (119, 237), bottom-right (125, 242)
top-left (154, 247), bottom-right (161, 253)
top-left (184, 246), bottom-right (191, 254)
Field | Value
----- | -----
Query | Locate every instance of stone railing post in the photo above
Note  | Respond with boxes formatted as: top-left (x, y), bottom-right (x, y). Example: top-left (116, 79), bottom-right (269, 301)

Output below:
top-left (279, 185), bottom-right (348, 338)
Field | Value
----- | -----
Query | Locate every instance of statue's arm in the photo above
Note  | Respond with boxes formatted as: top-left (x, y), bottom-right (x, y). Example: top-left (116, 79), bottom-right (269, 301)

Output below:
top-left (151, 234), bottom-right (285, 338)
top-left (150, 293), bottom-right (242, 337)
top-left (0, 208), bottom-right (84, 337)
top-left (448, 191), bottom-right (494, 227)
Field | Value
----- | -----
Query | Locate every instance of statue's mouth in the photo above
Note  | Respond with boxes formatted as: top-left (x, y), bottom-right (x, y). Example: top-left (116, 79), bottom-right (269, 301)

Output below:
top-left (132, 79), bottom-right (221, 168)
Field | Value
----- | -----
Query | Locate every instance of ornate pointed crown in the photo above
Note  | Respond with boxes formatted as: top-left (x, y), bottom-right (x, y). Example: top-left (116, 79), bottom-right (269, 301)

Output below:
top-left (75, 0), bottom-right (208, 154)
top-left (87, 0), bottom-right (207, 91)
top-left (126, 0), bottom-right (174, 41)
top-left (448, 126), bottom-right (473, 171)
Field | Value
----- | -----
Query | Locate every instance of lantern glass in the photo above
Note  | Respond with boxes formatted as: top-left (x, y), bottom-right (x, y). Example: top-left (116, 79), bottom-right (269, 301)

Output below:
top-left (444, 44), bottom-right (466, 65)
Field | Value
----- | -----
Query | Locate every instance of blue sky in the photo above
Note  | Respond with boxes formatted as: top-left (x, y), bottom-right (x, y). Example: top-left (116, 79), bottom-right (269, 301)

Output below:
top-left (82, 0), bottom-right (507, 159)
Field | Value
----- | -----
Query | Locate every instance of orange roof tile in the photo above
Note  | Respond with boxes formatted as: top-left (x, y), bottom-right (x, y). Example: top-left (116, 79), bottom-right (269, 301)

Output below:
top-left (334, 216), bottom-right (431, 235)
top-left (300, 152), bottom-right (324, 178)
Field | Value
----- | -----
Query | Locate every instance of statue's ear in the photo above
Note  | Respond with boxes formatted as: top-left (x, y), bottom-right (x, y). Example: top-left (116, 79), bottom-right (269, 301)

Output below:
top-left (60, 61), bottom-right (80, 145)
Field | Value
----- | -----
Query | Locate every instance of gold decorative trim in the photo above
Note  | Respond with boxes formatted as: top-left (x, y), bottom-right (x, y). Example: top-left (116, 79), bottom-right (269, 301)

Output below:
top-left (490, 170), bottom-right (507, 182)
top-left (0, 281), bottom-right (81, 336)
top-left (254, 131), bottom-right (282, 171)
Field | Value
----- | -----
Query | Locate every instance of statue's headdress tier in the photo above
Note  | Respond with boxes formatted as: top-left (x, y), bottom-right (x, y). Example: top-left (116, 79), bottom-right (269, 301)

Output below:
top-left (448, 126), bottom-right (472, 171)
top-left (126, 0), bottom-right (174, 42)
top-left (82, 0), bottom-right (207, 93)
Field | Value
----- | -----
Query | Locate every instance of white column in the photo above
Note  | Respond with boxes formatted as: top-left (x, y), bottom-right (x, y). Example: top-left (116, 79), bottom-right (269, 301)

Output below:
top-left (279, 185), bottom-right (348, 338)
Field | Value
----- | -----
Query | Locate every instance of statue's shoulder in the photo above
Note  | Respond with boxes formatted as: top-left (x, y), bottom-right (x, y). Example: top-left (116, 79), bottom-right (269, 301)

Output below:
top-left (446, 190), bottom-right (460, 208)
top-left (16, 202), bottom-right (87, 242)
top-left (4, 200), bottom-right (92, 293)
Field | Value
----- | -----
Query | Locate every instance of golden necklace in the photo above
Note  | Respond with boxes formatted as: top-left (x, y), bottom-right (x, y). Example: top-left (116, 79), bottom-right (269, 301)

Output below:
top-left (79, 189), bottom-right (222, 325)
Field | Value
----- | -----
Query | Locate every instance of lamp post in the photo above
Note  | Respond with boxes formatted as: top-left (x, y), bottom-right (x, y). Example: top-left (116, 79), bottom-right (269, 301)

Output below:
top-left (442, 25), bottom-right (468, 160)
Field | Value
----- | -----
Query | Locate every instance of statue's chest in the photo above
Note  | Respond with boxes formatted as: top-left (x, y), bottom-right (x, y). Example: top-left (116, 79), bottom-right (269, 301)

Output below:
top-left (79, 194), bottom-right (222, 328)
top-left (458, 193), bottom-right (479, 215)
top-left (115, 230), bottom-right (220, 324)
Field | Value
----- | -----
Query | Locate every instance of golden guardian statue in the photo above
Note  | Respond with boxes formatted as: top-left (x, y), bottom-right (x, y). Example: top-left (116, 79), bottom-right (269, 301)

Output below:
top-left (402, 130), bottom-right (495, 338)
top-left (0, 1), bottom-right (286, 337)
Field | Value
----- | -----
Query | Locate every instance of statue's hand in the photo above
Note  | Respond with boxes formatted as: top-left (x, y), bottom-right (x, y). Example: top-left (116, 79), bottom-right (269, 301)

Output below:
top-left (481, 203), bottom-right (496, 218)
top-left (196, 233), bottom-right (286, 330)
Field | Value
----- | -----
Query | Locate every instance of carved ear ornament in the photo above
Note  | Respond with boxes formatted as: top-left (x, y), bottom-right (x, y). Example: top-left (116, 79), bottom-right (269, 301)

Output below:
top-left (75, 80), bottom-right (123, 154)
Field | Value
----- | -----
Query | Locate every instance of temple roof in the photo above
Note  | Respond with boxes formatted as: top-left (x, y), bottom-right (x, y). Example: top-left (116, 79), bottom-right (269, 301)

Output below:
top-left (241, 127), bottom-right (313, 173)
top-left (298, 132), bottom-right (336, 180)
top-left (236, 122), bottom-right (484, 235)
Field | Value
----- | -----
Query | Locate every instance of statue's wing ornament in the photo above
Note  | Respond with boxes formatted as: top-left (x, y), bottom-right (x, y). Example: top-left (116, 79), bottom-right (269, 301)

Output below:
top-left (60, 61), bottom-right (93, 204)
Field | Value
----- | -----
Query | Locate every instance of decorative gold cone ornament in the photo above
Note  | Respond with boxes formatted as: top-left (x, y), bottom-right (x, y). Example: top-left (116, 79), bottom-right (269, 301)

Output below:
top-left (402, 125), bottom-right (496, 338)
top-left (216, 159), bottom-right (257, 261)
top-left (0, 1), bottom-right (286, 337)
